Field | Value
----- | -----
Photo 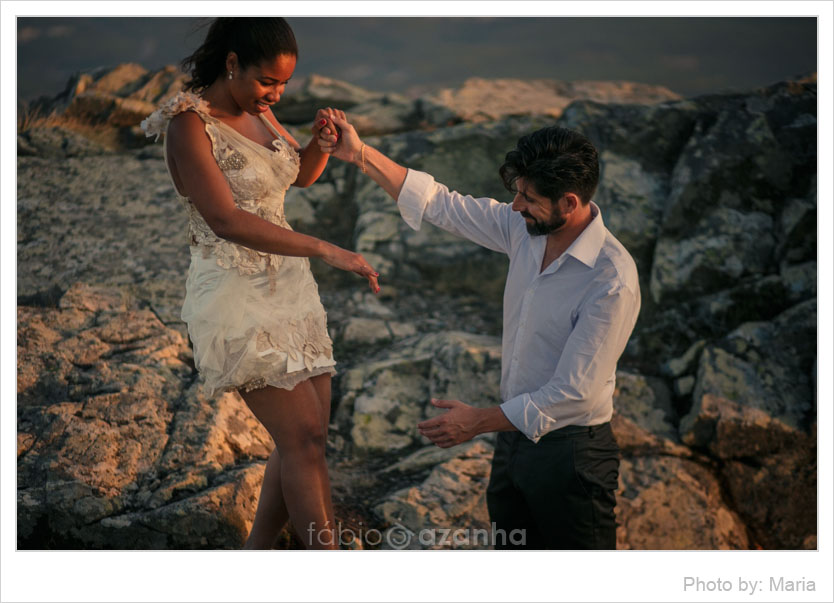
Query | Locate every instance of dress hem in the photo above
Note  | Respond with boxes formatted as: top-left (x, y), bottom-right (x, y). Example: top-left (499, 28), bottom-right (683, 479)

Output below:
top-left (207, 365), bottom-right (337, 398)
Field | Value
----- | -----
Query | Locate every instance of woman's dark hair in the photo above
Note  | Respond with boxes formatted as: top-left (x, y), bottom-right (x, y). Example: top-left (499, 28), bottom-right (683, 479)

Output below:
top-left (182, 18), bottom-right (298, 92)
top-left (499, 126), bottom-right (599, 205)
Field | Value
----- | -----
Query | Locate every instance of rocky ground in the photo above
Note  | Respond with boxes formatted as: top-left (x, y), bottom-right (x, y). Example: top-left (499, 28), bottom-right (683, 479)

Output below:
top-left (17, 65), bottom-right (817, 549)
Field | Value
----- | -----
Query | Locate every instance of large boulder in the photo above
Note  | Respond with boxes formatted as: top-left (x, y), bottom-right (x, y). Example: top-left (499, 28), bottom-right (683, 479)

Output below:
top-left (681, 299), bottom-right (816, 448)
top-left (646, 80), bottom-right (815, 305)
top-left (775, 183), bottom-right (816, 264)
top-left (17, 153), bottom-right (190, 334)
top-left (616, 456), bottom-right (749, 550)
top-left (611, 371), bottom-right (692, 458)
top-left (374, 439), bottom-right (494, 549)
top-left (17, 126), bottom-right (112, 158)
top-left (649, 208), bottom-right (776, 304)
top-left (426, 77), bottom-right (681, 122)
top-left (273, 74), bottom-right (386, 124)
top-left (678, 299), bottom-right (816, 549)
top-left (721, 435), bottom-right (817, 549)
top-left (30, 64), bottom-right (189, 149)
top-left (594, 151), bottom-right (670, 282)
top-left (336, 331), bottom-right (501, 457)
top-left (274, 74), bottom-right (459, 134)
top-left (17, 283), bottom-right (272, 549)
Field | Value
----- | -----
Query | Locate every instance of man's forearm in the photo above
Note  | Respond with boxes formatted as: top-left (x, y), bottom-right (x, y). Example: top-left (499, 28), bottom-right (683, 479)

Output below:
top-left (352, 144), bottom-right (408, 201)
top-left (474, 406), bottom-right (517, 435)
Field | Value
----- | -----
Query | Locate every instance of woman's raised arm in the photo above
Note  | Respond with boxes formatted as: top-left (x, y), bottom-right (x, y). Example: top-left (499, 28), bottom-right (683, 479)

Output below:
top-left (262, 108), bottom-right (336, 188)
top-left (317, 109), bottom-right (408, 201)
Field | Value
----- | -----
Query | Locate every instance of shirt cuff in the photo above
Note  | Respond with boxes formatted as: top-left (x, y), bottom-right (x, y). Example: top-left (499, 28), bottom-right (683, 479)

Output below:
top-left (397, 169), bottom-right (436, 231)
top-left (500, 394), bottom-right (559, 443)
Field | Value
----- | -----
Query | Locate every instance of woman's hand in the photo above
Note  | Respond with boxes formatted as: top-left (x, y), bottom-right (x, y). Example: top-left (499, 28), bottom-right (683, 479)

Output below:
top-left (320, 242), bottom-right (380, 293)
top-left (316, 107), bottom-right (362, 164)
top-left (311, 108), bottom-right (334, 142)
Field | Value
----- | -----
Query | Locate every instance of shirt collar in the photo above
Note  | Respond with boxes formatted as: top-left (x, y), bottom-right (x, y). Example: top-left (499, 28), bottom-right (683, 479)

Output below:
top-left (563, 202), bottom-right (606, 269)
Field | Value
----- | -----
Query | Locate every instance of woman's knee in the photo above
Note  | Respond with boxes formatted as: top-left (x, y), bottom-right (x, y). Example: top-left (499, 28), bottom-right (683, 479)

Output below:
top-left (279, 420), bottom-right (327, 458)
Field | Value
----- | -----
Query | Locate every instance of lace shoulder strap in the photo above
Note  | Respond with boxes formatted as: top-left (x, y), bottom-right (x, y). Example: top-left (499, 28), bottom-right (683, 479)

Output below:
top-left (140, 91), bottom-right (215, 141)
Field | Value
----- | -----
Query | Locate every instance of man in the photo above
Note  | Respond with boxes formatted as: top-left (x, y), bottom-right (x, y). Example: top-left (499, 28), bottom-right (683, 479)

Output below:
top-left (324, 115), bottom-right (641, 550)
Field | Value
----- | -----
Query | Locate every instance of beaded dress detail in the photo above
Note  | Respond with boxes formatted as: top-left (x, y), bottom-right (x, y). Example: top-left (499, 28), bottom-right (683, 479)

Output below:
top-left (142, 92), bottom-right (336, 396)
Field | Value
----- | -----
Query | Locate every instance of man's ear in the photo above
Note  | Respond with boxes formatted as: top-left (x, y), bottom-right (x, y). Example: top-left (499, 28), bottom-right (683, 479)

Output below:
top-left (562, 192), bottom-right (581, 213)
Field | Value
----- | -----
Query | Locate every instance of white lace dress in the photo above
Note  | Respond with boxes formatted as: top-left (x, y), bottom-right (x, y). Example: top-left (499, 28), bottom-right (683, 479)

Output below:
top-left (141, 92), bottom-right (336, 396)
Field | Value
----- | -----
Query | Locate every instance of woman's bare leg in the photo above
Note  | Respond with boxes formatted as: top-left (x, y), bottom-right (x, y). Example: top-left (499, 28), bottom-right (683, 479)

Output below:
top-left (310, 373), bottom-right (335, 530)
top-left (239, 378), bottom-right (336, 550)
top-left (242, 446), bottom-right (289, 549)
top-left (242, 373), bottom-right (334, 549)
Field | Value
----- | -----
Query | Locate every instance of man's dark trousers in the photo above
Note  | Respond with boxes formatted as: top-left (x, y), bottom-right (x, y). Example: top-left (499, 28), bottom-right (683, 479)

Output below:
top-left (486, 422), bottom-right (620, 549)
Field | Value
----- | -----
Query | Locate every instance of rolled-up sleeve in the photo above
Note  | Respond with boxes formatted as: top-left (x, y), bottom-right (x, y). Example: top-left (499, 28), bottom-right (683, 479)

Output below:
top-left (397, 168), bottom-right (514, 254)
top-left (500, 283), bottom-right (640, 442)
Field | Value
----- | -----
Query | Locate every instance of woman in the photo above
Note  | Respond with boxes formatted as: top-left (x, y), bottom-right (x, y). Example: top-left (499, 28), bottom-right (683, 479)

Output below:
top-left (141, 18), bottom-right (378, 550)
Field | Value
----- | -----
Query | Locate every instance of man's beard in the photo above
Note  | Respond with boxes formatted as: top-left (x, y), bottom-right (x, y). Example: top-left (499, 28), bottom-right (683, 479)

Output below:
top-left (522, 211), bottom-right (567, 236)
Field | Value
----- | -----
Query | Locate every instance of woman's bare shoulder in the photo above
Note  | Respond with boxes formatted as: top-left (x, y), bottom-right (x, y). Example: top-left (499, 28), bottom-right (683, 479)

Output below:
top-left (167, 109), bottom-right (209, 139)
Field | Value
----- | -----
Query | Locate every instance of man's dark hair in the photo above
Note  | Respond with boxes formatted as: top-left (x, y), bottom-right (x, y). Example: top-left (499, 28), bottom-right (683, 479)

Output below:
top-left (182, 18), bottom-right (298, 92)
top-left (499, 126), bottom-right (599, 205)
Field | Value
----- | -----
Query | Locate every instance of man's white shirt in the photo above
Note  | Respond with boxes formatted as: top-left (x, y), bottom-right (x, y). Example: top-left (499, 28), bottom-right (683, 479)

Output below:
top-left (397, 169), bottom-right (641, 443)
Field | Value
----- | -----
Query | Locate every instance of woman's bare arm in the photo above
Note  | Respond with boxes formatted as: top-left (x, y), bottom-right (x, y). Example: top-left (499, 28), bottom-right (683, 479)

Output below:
top-left (165, 110), bottom-right (379, 291)
top-left (263, 109), bottom-right (333, 188)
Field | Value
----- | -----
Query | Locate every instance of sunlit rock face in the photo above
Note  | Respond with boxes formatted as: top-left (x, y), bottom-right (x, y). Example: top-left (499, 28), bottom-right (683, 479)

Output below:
top-left (17, 68), bottom-right (816, 549)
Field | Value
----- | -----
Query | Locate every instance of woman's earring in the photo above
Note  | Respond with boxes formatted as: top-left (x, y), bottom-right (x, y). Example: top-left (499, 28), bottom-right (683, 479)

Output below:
top-left (227, 71), bottom-right (233, 80)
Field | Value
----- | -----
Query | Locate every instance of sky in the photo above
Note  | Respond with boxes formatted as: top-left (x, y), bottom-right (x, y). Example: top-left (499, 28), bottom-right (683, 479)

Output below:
top-left (16, 17), bottom-right (817, 102)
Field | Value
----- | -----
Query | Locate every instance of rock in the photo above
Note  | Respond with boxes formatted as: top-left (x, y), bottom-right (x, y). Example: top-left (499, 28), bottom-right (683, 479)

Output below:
top-left (17, 154), bottom-right (190, 331)
top-left (721, 434), bottom-right (816, 549)
top-left (594, 150), bottom-right (669, 278)
top-left (274, 74), bottom-right (384, 124)
top-left (17, 284), bottom-right (272, 549)
top-left (415, 332), bottom-right (502, 410)
top-left (616, 456), bottom-right (749, 549)
top-left (344, 354), bottom-right (432, 455)
top-left (611, 372), bottom-right (691, 457)
top-left (346, 94), bottom-right (454, 136)
top-left (661, 340), bottom-right (707, 379)
top-left (780, 260), bottom-right (817, 301)
top-left (273, 74), bottom-right (458, 135)
top-left (20, 64), bottom-right (193, 154)
top-left (374, 440), bottom-right (494, 549)
top-left (673, 376), bottom-right (695, 397)
top-left (682, 299), bottom-right (816, 450)
top-left (776, 187), bottom-right (816, 263)
top-left (350, 387), bottom-right (425, 454)
top-left (17, 127), bottom-right (111, 158)
top-left (382, 438), bottom-right (493, 475)
top-left (660, 81), bottom-right (816, 238)
top-left (283, 182), bottom-right (337, 233)
top-left (54, 63), bottom-right (186, 123)
top-left (426, 77), bottom-right (681, 123)
top-left (340, 317), bottom-right (393, 346)
top-left (336, 331), bottom-right (501, 456)
top-left (338, 316), bottom-right (417, 348)
top-left (680, 394), bottom-right (800, 459)
top-left (559, 99), bottom-right (700, 174)
top-left (686, 265), bottom-right (816, 338)
top-left (650, 208), bottom-right (775, 304)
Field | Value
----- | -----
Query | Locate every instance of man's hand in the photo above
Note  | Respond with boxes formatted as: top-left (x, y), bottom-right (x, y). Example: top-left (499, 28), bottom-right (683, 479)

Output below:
top-left (417, 399), bottom-right (482, 448)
